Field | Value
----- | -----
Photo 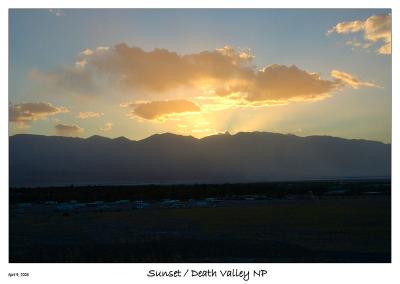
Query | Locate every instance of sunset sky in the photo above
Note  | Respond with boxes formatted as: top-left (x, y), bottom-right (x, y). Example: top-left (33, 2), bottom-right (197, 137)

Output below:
top-left (9, 9), bottom-right (391, 142)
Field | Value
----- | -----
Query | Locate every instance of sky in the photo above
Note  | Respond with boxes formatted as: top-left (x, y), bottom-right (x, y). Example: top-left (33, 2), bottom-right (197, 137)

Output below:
top-left (9, 9), bottom-right (392, 143)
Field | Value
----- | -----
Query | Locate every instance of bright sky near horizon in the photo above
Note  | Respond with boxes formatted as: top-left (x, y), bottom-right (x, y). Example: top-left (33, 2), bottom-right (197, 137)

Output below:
top-left (9, 9), bottom-right (391, 143)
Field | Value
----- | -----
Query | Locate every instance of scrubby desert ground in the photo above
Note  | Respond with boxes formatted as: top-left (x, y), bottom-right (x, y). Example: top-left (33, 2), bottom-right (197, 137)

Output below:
top-left (10, 194), bottom-right (390, 262)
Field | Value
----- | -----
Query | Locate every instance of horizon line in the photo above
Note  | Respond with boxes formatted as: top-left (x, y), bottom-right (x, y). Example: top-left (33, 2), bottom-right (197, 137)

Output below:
top-left (9, 130), bottom-right (391, 145)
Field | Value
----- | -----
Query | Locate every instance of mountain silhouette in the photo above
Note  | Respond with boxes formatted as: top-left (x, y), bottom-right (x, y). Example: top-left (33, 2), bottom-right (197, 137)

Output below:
top-left (9, 132), bottom-right (391, 187)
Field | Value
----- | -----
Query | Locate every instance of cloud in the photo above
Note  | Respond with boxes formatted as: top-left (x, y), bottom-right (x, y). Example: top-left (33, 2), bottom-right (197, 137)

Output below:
top-left (327, 13), bottom-right (391, 55)
top-left (100, 122), bottom-right (113, 131)
top-left (377, 42), bottom-right (391, 55)
top-left (48, 9), bottom-right (65, 17)
top-left (32, 44), bottom-right (254, 96)
top-left (126, 99), bottom-right (201, 120)
top-left (55, 123), bottom-right (84, 136)
top-left (330, 70), bottom-right (381, 89)
top-left (244, 64), bottom-right (340, 102)
top-left (9, 102), bottom-right (68, 127)
top-left (75, 59), bottom-right (88, 69)
top-left (345, 40), bottom-right (371, 50)
top-left (78, 111), bottom-right (104, 119)
top-left (327, 20), bottom-right (365, 34)
top-left (80, 48), bottom-right (94, 56)
top-left (87, 43), bottom-right (254, 93)
top-left (30, 44), bottom-right (379, 117)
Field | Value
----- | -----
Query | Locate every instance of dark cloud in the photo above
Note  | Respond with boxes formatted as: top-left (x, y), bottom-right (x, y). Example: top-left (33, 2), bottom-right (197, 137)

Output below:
top-left (55, 123), bottom-right (84, 136)
top-left (9, 102), bottom-right (68, 127)
top-left (244, 64), bottom-right (340, 102)
top-left (128, 99), bottom-right (201, 120)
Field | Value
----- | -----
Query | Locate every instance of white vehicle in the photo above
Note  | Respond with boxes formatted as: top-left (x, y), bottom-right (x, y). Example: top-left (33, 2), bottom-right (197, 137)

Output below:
top-left (133, 201), bottom-right (150, 209)
top-left (114, 200), bottom-right (130, 204)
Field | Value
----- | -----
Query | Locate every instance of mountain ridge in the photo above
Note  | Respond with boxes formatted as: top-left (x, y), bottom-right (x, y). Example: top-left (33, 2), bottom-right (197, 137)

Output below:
top-left (9, 131), bottom-right (391, 187)
top-left (9, 131), bottom-right (390, 145)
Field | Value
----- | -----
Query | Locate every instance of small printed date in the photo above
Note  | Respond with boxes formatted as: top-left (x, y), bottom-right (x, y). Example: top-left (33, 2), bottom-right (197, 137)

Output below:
top-left (8, 272), bottom-right (30, 278)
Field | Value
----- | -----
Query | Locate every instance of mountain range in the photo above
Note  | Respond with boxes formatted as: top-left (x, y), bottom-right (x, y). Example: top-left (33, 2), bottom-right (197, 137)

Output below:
top-left (9, 132), bottom-right (391, 187)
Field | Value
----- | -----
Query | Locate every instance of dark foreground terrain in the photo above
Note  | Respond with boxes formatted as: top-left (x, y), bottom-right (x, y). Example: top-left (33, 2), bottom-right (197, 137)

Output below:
top-left (9, 180), bottom-right (391, 262)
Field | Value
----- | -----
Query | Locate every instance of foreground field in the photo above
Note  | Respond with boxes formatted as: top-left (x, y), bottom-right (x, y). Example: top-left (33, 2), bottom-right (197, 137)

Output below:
top-left (10, 196), bottom-right (390, 262)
